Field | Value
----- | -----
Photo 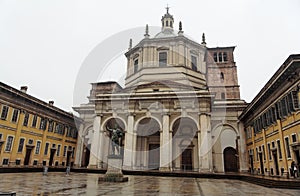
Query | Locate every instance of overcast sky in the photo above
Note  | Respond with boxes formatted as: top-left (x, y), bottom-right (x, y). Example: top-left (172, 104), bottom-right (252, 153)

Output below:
top-left (1, 0), bottom-right (300, 112)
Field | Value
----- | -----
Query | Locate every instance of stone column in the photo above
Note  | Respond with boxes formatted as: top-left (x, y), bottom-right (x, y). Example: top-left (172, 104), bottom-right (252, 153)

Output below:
top-left (88, 115), bottom-right (101, 168)
top-left (97, 120), bottom-right (105, 168)
top-left (198, 113), bottom-right (212, 172)
top-left (74, 124), bottom-right (84, 167)
top-left (238, 121), bottom-right (248, 172)
top-left (160, 113), bottom-right (171, 171)
top-left (123, 114), bottom-right (135, 170)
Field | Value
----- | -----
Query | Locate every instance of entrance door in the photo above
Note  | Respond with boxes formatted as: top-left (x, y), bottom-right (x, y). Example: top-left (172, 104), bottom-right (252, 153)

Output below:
top-left (66, 151), bottom-right (72, 166)
top-left (224, 147), bottom-right (238, 172)
top-left (49, 149), bottom-right (56, 166)
top-left (273, 152), bottom-right (279, 175)
top-left (24, 148), bottom-right (32, 165)
top-left (250, 155), bottom-right (254, 174)
top-left (259, 153), bottom-right (264, 174)
top-left (148, 144), bottom-right (160, 169)
top-left (181, 149), bottom-right (192, 170)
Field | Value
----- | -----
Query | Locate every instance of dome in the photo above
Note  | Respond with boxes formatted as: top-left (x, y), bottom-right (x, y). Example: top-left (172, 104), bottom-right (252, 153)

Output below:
top-left (154, 29), bottom-right (178, 38)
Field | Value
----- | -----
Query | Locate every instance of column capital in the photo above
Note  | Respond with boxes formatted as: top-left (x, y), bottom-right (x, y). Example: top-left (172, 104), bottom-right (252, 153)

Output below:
top-left (127, 112), bottom-right (136, 117)
top-left (162, 112), bottom-right (171, 116)
top-left (198, 112), bottom-right (211, 117)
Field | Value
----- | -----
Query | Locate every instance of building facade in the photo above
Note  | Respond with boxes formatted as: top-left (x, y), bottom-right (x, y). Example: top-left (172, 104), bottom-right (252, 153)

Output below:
top-left (0, 82), bottom-right (78, 167)
top-left (239, 54), bottom-right (300, 176)
top-left (74, 9), bottom-right (247, 173)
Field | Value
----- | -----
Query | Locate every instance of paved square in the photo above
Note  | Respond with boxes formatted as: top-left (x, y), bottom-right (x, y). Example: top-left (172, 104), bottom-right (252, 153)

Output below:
top-left (0, 172), bottom-right (300, 195)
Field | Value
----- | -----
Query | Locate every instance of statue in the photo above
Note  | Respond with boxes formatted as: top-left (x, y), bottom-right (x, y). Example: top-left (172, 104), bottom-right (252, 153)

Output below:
top-left (106, 124), bottom-right (123, 155)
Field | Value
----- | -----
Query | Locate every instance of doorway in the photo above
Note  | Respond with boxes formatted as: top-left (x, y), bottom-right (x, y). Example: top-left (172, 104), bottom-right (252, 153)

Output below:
top-left (24, 147), bottom-right (33, 165)
top-left (148, 144), bottom-right (160, 169)
top-left (272, 151), bottom-right (279, 175)
top-left (224, 147), bottom-right (238, 172)
top-left (259, 153), bottom-right (264, 174)
top-left (181, 148), bottom-right (192, 170)
top-left (49, 148), bottom-right (56, 166)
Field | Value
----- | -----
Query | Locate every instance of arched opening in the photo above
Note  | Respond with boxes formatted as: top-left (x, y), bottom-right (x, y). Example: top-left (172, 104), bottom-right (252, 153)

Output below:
top-left (223, 147), bottom-right (238, 172)
top-left (81, 128), bottom-right (93, 167)
top-left (172, 117), bottom-right (198, 171)
top-left (136, 117), bottom-right (160, 170)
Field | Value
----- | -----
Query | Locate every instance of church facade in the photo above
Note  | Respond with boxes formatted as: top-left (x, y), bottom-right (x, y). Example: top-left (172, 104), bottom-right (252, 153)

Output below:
top-left (74, 9), bottom-right (248, 173)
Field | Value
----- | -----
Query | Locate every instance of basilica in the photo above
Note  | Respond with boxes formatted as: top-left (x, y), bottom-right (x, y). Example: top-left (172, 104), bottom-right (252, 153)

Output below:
top-left (73, 8), bottom-right (248, 173)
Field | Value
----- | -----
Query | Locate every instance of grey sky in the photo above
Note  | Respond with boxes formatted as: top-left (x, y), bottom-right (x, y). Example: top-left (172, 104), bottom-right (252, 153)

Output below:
top-left (1, 0), bottom-right (300, 112)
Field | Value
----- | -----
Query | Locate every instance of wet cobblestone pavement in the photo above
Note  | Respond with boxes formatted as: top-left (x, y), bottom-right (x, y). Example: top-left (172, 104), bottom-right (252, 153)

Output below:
top-left (0, 172), bottom-right (300, 195)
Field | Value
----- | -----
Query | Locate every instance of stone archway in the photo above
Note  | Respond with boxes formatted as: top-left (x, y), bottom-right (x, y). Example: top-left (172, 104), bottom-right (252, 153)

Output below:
top-left (136, 117), bottom-right (160, 170)
top-left (223, 147), bottom-right (238, 172)
top-left (172, 117), bottom-right (198, 171)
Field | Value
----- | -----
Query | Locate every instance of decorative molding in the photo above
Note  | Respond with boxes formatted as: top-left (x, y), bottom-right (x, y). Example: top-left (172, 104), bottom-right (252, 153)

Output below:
top-left (21, 130), bottom-right (43, 137)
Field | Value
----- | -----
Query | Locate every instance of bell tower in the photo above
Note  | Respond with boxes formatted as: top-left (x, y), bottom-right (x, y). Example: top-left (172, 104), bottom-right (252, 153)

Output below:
top-left (161, 6), bottom-right (174, 30)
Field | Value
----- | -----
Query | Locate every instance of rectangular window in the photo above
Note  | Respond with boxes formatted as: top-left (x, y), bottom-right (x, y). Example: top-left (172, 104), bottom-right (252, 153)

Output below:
top-left (63, 146), bottom-right (67, 157)
top-left (17, 138), bottom-right (25, 153)
top-left (5, 136), bottom-right (14, 152)
top-left (32, 115), bottom-right (37, 127)
top-left (48, 121), bottom-right (54, 132)
top-left (44, 143), bottom-right (49, 156)
top-left (1, 105), bottom-right (9, 120)
top-left (277, 140), bottom-right (282, 159)
top-left (256, 147), bottom-right (259, 161)
top-left (33, 160), bottom-right (38, 165)
top-left (56, 145), bottom-right (61, 156)
top-left (291, 91), bottom-right (299, 110)
top-left (287, 93), bottom-right (295, 113)
top-left (0, 133), bottom-right (2, 140)
top-left (267, 143), bottom-right (272, 160)
top-left (11, 109), bottom-right (19, 123)
top-left (159, 52), bottom-right (167, 67)
top-left (191, 56), bottom-right (197, 71)
top-left (23, 113), bottom-right (29, 126)
top-left (285, 137), bottom-right (291, 158)
top-left (262, 145), bottom-right (266, 161)
top-left (35, 141), bottom-right (41, 154)
top-left (292, 134), bottom-right (297, 143)
top-left (15, 159), bottom-right (21, 165)
top-left (2, 158), bottom-right (9, 165)
top-left (281, 97), bottom-right (288, 117)
top-left (39, 118), bottom-right (47, 130)
top-left (28, 139), bottom-right (33, 145)
top-left (134, 59), bottom-right (139, 73)
top-left (72, 147), bottom-right (75, 158)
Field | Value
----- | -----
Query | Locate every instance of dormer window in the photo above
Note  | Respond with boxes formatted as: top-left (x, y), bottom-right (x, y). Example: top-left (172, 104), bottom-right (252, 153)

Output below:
top-left (159, 52), bottom-right (167, 67)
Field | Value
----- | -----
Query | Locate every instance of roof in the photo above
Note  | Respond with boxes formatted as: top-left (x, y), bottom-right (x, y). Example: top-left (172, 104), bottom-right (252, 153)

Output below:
top-left (239, 54), bottom-right (300, 121)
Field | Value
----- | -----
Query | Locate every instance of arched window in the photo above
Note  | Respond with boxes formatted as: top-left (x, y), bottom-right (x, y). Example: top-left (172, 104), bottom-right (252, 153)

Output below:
top-left (170, 21), bottom-right (173, 28)
top-left (220, 72), bottom-right (224, 81)
top-left (166, 21), bottom-right (169, 27)
top-left (218, 52), bottom-right (223, 62)
top-left (213, 52), bottom-right (218, 62)
top-left (221, 93), bottom-right (225, 99)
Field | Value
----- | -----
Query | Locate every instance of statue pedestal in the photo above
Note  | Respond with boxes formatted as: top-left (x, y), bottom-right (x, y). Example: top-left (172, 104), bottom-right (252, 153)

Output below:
top-left (99, 155), bottom-right (128, 182)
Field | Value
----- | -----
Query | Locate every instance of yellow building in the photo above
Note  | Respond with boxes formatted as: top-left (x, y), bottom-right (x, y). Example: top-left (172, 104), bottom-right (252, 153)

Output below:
top-left (239, 54), bottom-right (300, 177)
top-left (0, 82), bottom-right (78, 167)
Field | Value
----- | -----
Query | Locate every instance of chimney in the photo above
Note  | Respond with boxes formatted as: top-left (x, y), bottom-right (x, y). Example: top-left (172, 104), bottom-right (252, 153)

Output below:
top-left (49, 101), bottom-right (54, 106)
top-left (20, 86), bottom-right (28, 93)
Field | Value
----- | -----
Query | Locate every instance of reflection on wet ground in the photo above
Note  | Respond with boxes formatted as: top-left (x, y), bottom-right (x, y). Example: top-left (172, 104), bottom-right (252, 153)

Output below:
top-left (0, 172), bottom-right (300, 195)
